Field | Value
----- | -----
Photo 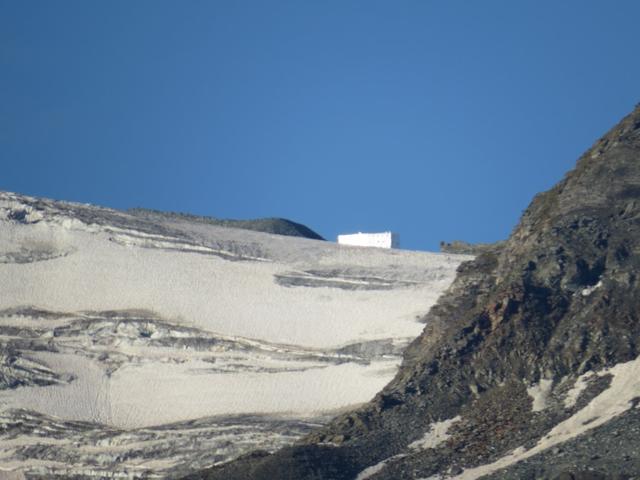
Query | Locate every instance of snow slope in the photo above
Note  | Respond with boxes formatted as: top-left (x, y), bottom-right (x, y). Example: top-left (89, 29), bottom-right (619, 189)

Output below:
top-left (0, 191), bottom-right (470, 478)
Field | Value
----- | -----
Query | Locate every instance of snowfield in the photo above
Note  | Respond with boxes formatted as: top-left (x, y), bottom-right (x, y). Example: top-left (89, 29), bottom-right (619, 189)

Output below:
top-left (0, 191), bottom-right (470, 478)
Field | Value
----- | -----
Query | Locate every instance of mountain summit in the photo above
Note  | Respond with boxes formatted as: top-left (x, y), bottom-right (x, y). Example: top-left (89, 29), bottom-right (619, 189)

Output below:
top-left (188, 105), bottom-right (640, 480)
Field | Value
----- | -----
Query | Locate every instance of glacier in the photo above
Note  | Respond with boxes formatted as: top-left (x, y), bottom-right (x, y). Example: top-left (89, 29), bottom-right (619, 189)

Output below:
top-left (0, 191), bottom-right (470, 479)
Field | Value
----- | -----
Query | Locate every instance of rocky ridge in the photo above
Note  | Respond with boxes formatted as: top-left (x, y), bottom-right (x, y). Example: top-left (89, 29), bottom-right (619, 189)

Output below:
top-left (186, 105), bottom-right (640, 480)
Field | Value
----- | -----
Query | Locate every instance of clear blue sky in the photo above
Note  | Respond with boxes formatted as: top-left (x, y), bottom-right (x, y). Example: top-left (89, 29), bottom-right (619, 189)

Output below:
top-left (2, 1), bottom-right (639, 250)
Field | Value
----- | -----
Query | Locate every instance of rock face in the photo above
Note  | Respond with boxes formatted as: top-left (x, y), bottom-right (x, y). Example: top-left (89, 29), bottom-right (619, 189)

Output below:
top-left (186, 106), bottom-right (640, 480)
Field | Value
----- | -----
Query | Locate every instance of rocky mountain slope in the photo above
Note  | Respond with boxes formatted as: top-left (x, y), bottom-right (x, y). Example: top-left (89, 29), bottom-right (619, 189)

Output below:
top-left (186, 106), bottom-right (640, 480)
top-left (0, 192), bottom-right (467, 479)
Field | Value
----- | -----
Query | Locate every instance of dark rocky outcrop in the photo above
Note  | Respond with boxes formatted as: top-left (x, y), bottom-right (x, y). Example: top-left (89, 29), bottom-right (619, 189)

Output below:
top-left (128, 208), bottom-right (325, 240)
top-left (184, 105), bottom-right (640, 480)
top-left (439, 240), bottom-right (505, 255)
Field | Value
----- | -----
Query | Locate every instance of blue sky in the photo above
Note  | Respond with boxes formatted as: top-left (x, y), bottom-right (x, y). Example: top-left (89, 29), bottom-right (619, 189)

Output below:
top-left (2, 1), bottom-right (639, 250)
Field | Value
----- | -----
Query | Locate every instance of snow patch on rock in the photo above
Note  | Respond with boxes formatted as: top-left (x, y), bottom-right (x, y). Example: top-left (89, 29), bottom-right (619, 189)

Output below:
top-left (581, 280), bottom-right (602, 296)
top-left (408, 416), bottom-right (461, 450)
top-left (527, 378), bottom-right (553, 412)
top-left (563, 371), bottom-right (597, 408)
